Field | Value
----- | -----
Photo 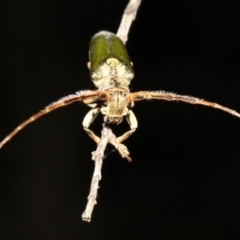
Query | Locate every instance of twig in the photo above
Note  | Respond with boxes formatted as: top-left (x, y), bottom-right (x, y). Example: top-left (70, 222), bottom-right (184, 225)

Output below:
top-left (82, 0), bottom-right (139, 223)
top-left (81, 124), bottom-right (131, 222)
top-left (117, 0), bottom-right (142, 44)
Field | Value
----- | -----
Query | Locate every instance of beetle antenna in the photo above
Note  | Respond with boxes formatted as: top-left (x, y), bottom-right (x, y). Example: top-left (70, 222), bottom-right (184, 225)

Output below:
top-left (0, 90), bottom-right (106, 149)
top-left (131, 91), bottom-right (240, 118)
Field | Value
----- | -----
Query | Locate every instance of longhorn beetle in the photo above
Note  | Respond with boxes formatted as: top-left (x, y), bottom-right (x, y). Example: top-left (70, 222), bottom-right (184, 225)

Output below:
top-left (1, 30), bottom-right (240, 153)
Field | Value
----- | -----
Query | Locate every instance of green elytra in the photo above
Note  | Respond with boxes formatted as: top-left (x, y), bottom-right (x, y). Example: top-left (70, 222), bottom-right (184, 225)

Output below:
top-left (89, 31), bottom-right (134, 75)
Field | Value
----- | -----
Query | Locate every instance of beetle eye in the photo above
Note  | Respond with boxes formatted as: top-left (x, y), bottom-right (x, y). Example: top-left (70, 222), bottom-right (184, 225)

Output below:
top-left (103, 102), bottom-right (108, 107)
top-left (108, 92), bottom-right (114, 97)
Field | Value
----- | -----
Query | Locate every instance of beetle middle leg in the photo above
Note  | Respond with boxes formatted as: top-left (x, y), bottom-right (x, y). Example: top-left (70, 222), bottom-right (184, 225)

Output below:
top-left (116, 110), bottom-right (138, 144)
top-left (83, 108), bottom-right (101, 144)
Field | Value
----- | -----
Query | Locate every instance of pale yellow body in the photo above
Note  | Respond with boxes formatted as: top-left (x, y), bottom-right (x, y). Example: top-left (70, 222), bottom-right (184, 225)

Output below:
top-left (83, 57), bottom-right (137, 145)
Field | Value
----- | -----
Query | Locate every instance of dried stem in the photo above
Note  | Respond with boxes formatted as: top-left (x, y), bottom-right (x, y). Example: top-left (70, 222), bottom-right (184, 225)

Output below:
top-left (117, 0), bottom-right (142, 44)
top-left (81, 124), bottom-right (131, 222)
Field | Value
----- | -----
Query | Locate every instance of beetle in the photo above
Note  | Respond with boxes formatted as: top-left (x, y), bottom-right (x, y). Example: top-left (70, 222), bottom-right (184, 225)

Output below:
top-left (1, 30), bottom-right (240, 153)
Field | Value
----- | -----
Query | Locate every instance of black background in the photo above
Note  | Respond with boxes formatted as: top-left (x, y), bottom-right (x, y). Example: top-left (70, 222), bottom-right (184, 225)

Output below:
top-left (1, 0), bottom-right (240, 239)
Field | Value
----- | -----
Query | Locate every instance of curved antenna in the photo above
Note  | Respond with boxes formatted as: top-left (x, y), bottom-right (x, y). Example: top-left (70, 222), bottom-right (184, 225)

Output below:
top-left (131, 90), bottom-right (240, 118)
top-left (0, 90), bottom-right (106, 149)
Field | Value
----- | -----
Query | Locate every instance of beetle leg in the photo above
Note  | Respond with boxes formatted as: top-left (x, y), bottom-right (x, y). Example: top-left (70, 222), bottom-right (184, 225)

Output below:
top-left (116, 110), bottom-right (137, 144)
top-left (83, 108), bottom-right (101, 144)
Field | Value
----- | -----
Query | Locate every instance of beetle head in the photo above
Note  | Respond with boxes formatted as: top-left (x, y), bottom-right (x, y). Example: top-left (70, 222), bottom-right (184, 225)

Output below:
top-left (101, 89), bottom-right (130, 124)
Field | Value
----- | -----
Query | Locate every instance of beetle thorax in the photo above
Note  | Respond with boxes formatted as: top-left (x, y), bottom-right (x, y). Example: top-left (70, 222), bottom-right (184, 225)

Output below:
top-left (101, 88), bottom-right (130, 124)
top-left (91, 58), bottom-right (134, 91)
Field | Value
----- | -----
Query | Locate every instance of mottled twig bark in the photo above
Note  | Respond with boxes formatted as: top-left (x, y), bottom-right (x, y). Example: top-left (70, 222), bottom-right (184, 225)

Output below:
top-left (117, 0), bottom-right (142, 44)
top-left (81, 124), bottom-right (131, 222)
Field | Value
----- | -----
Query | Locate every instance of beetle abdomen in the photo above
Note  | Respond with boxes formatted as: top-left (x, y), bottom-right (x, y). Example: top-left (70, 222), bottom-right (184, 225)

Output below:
top-left (89, 31), bottom-right (134, 91)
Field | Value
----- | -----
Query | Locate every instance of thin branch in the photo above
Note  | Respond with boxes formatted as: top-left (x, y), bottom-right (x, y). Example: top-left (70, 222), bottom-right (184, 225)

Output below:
top-left (82, 0), bottom-right (140, 223)
top-left (117, 0), bottom-right (142, 44)
top-left (81, 124), bottom-right (131, 222)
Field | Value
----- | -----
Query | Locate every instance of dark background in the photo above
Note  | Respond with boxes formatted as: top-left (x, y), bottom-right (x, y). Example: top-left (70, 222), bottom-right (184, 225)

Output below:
top-left (1, 0), bottom-right (240, 239)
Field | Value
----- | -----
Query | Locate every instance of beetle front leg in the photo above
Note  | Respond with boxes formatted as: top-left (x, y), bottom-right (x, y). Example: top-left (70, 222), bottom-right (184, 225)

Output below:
top-left (116, 110), bottom-right (138, 144)
top-left (82, 108), bottom-right (101, 144)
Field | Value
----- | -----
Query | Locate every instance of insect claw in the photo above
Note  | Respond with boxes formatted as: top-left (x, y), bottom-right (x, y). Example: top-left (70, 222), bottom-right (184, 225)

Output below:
top-left (116, 143), bottom-right (132, 162)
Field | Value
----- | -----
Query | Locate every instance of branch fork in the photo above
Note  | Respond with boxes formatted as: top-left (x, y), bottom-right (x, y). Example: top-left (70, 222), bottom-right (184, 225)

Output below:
top-left (81, 124), bottom-right (131, 222)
